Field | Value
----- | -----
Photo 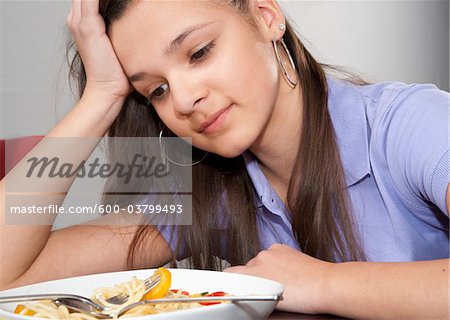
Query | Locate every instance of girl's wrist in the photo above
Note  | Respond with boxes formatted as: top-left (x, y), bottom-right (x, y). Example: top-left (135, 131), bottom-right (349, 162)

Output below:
top-left (49, 91), bottom-right (127, 138)
top-left (80, 86), bottom-right (128, 110)
top-left (78, 89), bottom-right (127, 128)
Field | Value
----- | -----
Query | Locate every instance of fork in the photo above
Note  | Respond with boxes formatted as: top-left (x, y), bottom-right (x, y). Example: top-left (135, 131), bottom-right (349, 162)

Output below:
top-left (0, 274), bottom-right (162, 318)
top-left (104, 273), bottom-right (161, 305)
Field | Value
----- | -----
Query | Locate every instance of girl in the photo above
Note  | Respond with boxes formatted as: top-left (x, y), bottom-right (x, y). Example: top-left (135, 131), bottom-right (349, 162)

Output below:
top-left (1, 0), bottom-right (448, 319)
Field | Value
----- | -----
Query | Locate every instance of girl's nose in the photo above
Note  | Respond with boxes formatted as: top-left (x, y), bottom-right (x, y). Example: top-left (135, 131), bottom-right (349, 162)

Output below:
top-left (170, 77), bottom-right (206, 115)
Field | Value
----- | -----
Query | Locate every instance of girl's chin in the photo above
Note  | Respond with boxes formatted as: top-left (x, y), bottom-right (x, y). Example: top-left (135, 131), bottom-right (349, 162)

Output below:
top-left (194, 136), bottom-right (254, 159)
top-left (214, 145), bottom-right (250, 159)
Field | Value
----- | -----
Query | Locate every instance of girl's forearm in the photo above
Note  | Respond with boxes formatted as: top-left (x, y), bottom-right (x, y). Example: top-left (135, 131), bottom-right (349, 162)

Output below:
top-left (0, 92), bottom-right (126, 287)
top-left (322, 259), bottom-right (449, 319)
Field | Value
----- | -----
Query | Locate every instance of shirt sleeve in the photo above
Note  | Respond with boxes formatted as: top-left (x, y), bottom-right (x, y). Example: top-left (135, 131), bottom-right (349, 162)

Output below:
top-left (379, 83), bottom-right (449, 215)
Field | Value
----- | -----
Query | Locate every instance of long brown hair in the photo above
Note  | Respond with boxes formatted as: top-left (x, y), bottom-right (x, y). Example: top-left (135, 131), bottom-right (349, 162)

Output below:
top-left (67, 0), bottom-right (366, 269)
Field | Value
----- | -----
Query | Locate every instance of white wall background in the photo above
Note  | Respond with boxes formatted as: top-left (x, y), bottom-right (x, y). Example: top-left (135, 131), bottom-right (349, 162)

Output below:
top-left (280, 0), bottom-right (449, 87)
top-left (1, 0), bottom-right (448, 139)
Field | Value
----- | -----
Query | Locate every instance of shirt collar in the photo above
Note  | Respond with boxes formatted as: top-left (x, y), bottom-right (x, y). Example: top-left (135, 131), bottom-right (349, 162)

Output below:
top-left (243, 151), bottom-right (267, 208)
top-left (326, 76), bottom-right (371, 187)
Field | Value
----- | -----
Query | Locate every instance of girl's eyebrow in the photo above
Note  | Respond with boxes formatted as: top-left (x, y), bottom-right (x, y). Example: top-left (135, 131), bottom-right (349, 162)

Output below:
top-left (129, 21), bottom-right (216, 83)
top-left (164, 21), bottom-right (216, 56)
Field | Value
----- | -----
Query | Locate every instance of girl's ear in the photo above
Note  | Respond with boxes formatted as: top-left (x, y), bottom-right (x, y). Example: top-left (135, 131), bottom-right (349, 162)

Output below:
top-left (250, 0), bottom-right (285, 41)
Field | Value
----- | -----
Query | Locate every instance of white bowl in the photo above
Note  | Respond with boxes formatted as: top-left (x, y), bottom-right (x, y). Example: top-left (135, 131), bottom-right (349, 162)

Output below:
top-left (0, 268), bottom-right (284, 320)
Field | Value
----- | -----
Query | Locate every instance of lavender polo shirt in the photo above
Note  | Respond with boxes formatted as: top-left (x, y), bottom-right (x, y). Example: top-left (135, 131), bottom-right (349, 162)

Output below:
top-left (160, 76), bottom-right (450, 262)
top-left (244, 76), bottom-right (449, 262)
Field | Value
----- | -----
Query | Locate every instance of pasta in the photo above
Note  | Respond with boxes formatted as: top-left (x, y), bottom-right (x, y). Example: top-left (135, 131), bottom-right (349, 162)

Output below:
top-left (14, 269), bottom-right (229, 319)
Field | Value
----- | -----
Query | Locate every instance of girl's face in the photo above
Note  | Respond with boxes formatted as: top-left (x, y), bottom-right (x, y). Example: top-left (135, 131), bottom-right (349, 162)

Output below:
top-left (110, 0), bottom-right (281, 158)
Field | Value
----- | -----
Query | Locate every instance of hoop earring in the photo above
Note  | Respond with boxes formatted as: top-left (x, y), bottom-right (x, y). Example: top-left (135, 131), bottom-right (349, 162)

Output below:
top-left (159, 127), bottom-right (208, 167)
top-left (272, 38), bottom-right (298, 88)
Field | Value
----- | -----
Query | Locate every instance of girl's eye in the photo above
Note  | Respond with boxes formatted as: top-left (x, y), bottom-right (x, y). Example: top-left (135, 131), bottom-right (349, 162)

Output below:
top-left (148, 83), bottom-right (169, 102)
top-left (147, 42), bottom-right (215, 103)
top-left (190, 42), bottom-right (215, 63)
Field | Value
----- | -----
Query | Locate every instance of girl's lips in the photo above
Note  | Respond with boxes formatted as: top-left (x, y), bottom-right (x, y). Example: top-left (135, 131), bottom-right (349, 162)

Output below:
top-left (199, 105), bottom-right (232, 134)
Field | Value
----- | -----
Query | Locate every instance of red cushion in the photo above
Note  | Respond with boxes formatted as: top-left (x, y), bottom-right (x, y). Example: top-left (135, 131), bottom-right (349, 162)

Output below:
top-left (0, 136), bottom-right (44, 179)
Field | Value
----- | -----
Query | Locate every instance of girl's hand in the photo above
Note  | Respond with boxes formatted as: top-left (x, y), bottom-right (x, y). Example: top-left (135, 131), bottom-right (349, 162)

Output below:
top-left (224, 244), bottom-right (334, 314)
top-left (67, 0), bottom-right (131, 100)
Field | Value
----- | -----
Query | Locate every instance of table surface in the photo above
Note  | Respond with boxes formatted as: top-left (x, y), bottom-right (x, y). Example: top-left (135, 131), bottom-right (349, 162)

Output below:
top-left (268, 311), bottom-right (346, 320)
